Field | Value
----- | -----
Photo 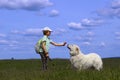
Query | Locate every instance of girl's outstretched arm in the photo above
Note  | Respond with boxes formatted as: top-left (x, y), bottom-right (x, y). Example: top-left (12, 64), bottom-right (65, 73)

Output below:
top-left (50, 42), bottom-right (67, 46)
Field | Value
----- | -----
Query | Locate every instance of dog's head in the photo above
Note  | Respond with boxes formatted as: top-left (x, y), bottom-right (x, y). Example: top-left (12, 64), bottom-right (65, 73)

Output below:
top-left (67, 44), bottom-right (80, 56)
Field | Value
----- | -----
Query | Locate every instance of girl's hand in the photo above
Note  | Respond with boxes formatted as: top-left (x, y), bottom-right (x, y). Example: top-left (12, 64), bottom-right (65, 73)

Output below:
top-left (63, 42), bottom-right (67, 46)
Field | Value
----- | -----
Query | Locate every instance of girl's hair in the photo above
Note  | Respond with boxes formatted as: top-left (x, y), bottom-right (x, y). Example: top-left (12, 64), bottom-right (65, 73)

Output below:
top-left (43, 30), bottom-right (49, 35)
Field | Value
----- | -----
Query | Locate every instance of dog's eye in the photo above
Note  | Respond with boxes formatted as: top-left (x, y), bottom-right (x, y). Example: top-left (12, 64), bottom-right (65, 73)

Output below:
top-left (76, 48), bottom-right (79, 51)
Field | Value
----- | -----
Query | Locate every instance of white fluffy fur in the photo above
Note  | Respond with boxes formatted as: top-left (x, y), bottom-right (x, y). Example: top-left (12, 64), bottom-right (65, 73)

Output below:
top-left (67, 44), bottom-right (103, 71)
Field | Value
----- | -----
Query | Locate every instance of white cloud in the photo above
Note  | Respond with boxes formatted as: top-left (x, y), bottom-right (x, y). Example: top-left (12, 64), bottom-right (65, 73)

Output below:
top-left (0, 0), bottom-right (53, 11)
top-left (115, 31), bottom-right (120, 35)
top-left (81, 18), bottom-right (104, 26)
top-left (67, 22), bottom-right (83, 30)
top-left (8, 41), bottom-right (19, 48)
top-left (25, 28), bottom-right (42, 35)
top-left (0, 33), bottom-right (6, 37)
top-left (67, 19), bottom-right (104, 31)
top-left (111, 0), bottom-right (120, 8)
top-left (0, 39), bottom-right (9, 44)
top-left (116, 37), bottom-right (120, 40)
top-left (12, 28), bottom-right (42, 35)
top-left (0, 39), bottom-right (19, 45)
top-left (84, 37), bottom-right (93, 42)
top-left (115, 31), bottom-right (120, 40)
top-left (12, 28), bottom-right (42, 36)
top-left (82, 41), bottom-right (91, 46)
top-left (97, 0), bottom-right (120, 18)
top-left (97, 8), bottom-right (114, 18)
top-left (0, 40), bottom-right (8, 44)
top-left (75, 36), bottom-right (93, 42)
top-left (75, 36), bottom-right (82, 41)
top-left (97, 8), bottom-right (120, 18)
top-left (52, 28), bottom-right (67, 35)
top-left (37, 12), bottom-right (46, 16)
top-left (86, 31), bottom-right (95, 36)
top-left (11, 40), bottom-right (19, 44)
top-left (0, 39), bottom-right (19, 52)
top-left (11, 30), bottom-right (23, 34)
top-left (49, 9), bottom-right (59, 17)
top-left (100, 42), bottom-right (106, 47)
top-left (12, 28), bottom-right (67, 36)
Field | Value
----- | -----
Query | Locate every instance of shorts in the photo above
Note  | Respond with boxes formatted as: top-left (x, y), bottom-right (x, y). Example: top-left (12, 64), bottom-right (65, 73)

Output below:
top-left (39, 52), bottom-right (46, 59)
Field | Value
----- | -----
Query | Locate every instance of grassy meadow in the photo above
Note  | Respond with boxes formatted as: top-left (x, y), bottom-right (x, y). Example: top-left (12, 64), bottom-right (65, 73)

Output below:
top-left (0, 58), bottom-right (120, 80)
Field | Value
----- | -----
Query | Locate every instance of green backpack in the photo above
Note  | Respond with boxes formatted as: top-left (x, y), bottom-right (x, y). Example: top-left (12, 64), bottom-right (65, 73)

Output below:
top-left (35, 39), bottom-right (42, 54)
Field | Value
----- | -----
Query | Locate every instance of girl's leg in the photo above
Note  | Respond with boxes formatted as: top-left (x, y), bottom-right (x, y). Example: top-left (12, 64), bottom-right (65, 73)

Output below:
top-left (39, 52), bottom-right (48, 70)
top-left (45, 53), bottom-right (52, 61)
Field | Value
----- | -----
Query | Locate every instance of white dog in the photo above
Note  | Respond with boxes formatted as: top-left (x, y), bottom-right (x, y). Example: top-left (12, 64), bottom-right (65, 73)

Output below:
top-left (67, 44), bottom-right (103, 71)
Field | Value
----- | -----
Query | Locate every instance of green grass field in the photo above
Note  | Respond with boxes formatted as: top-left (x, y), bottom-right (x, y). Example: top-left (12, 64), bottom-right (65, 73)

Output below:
top-left (0, 58), bottom-right (120, 80)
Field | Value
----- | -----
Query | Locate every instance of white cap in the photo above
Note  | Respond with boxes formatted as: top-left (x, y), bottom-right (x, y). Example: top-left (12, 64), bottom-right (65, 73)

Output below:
top-left (42, 27), bottom-right (52, 31)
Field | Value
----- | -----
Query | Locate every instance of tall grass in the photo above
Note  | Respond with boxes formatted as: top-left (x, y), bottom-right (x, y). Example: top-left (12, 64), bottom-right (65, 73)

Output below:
top-left (0, 58), bottom-right (120, 80)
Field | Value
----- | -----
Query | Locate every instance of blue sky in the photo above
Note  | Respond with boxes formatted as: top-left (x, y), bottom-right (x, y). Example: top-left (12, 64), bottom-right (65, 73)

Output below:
top-left (0, 0), bottom-right (120, 59)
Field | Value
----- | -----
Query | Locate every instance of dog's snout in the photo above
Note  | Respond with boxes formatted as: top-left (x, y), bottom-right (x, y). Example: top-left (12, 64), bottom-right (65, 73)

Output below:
top-left (67, 44), bottom-right (69, 48)
top-left (67, 44), bottom-right (71, 49)
top-left (67, 44), bottom-right (73, 48)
